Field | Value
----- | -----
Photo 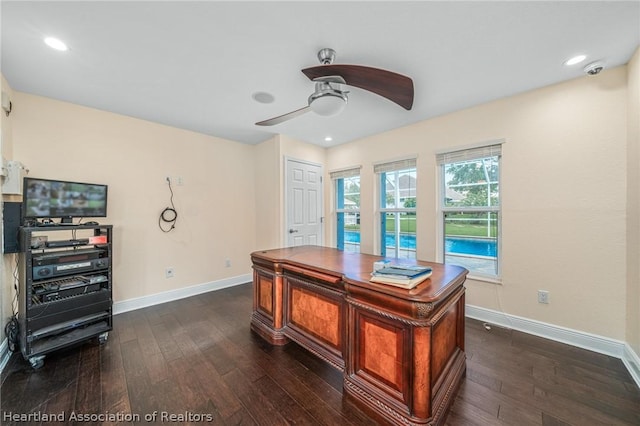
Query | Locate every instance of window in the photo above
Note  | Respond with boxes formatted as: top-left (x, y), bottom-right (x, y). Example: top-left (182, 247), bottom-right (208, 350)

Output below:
top-left (375, 158), bottom-right (417, 259)
top-left (332, 168), bottom-right (361, 253)
top-left (437, 144), bottom-right (502, 278)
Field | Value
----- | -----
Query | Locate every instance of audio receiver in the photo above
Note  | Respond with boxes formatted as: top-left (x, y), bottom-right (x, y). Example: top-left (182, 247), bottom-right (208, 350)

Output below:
top-left (32, 248), bottom-right (109, 279)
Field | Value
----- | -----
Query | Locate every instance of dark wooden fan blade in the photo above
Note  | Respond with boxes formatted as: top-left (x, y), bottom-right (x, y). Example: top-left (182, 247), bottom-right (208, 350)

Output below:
top-left (255, 105), bottom-right (311, 126)
top-left (302, 64), bottom-right (414, 110)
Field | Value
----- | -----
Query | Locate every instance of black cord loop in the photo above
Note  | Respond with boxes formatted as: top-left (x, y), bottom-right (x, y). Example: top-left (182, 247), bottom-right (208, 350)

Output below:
top-left (159, 179), bottom-right (178, 232)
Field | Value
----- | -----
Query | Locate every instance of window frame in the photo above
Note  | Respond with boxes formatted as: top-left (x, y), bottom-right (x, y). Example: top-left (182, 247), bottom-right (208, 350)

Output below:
top-left (437, 143), bottom-right (502, 281)
top-left (332, 167), bottom-right (361, 253)
top-left (375, 158), bottom-right (417, 259)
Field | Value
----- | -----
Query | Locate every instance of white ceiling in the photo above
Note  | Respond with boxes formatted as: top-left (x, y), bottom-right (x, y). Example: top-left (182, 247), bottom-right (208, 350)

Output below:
top-left (2, 1), bottom-right (639, 147)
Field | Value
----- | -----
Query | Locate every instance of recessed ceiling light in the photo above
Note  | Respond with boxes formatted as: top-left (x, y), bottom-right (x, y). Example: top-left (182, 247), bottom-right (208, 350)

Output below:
top-left (252, 92), bottom-right (275, 104)
top-left (564, 55), bottom-right (586, 66)
top-left (324, 136), bottom-right (333, 142)
top-left (44, 37), bottom-right (68, 51)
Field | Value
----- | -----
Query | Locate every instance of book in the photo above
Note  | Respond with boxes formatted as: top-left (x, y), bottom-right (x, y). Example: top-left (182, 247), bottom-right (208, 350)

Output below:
top-left (374, 265), bottom-right (432, 279)
top-left (369, 270), bottom-right (432, 289)
top-left (370, 264), bottom-right (433, 289)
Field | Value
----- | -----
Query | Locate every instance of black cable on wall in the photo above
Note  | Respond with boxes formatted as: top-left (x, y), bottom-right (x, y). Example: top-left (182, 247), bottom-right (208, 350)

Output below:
top-left (159, 177), bottom-right (178, 233)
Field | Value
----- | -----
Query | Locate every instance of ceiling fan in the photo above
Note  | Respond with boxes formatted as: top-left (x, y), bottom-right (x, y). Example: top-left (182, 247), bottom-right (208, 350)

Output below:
top-left (255, 48), bottom-right (414, 126)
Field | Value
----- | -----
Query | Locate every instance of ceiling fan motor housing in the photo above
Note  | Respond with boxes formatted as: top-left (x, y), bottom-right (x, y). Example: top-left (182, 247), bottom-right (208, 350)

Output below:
top-left (308, 82), bottom-right (347, 116)
top-left (317, 48), bottom-right (336, 65)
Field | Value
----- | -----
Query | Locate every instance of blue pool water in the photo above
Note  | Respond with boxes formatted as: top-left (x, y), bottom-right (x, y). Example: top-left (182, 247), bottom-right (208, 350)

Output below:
top-left (445, 237), bottom-right (497, 257)
top-left (344, 231), bottom-right (496, 257)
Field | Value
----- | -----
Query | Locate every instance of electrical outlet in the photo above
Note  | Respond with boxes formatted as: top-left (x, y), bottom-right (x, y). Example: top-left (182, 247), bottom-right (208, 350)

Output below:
top-left (165, 267), bottom-right (175, 278)
top-left (225, 258), bottom-right (231, 268)
top-left (176, 176), bottom-right (184, 186)
top-left (537, 290), bottom-right (549, 304)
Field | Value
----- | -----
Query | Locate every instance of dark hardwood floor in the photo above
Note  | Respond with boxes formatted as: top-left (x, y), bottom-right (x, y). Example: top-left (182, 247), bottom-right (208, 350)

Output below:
top-left (2, 283), bottom-right (639, 425)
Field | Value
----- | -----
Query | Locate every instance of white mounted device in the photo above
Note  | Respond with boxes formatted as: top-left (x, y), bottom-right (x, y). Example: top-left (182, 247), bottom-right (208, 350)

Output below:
top-left (1, 160), bottom-right (27, 194)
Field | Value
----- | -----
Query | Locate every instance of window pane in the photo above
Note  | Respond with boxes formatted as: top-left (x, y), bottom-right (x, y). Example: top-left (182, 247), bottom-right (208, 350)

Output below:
top-left (343, 211), bottom-right (360, 253)
top-left (383, 173), bottom-right (396, 208)
top-left (484, 157), bottom-right (499, 182)
top-left (336, 177), bottom-right (360, 253)
top-left (384, 212), bottom-right (396, 257)
top-left (444, 156), bottom-right (499, 208)
top-left (379, 167), bottom-right (416, 258)
top-left (382, 168), bottom-right (416, 208)
top-left (444, 211), bottom-right (498, 276)
top-left (400, 168), bottom-right (417, 208)
top-left (343, 176), bottom-right (360, 209)
top-left (441, 151), bottom-right (500, 277)
top-left (382, 211), bottom-right (416, 259)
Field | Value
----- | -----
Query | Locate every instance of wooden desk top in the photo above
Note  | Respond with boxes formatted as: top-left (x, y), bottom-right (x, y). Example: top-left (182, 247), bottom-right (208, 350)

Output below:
top-left (251, 245), bottom-right (468, 304)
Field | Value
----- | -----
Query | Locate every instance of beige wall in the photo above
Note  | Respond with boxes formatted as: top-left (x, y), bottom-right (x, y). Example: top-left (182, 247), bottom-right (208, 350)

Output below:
top-left (1, 75), bottom-right (16, 334)
top-left (627, 47), bottom-right (640, 355)
top-left (254, 136), bottom-right (280, 250)
top-left (326, 66), bottom-right (629, 340)
top-left (254, 134), bottom-right (326, 250)
top-left (11, 92), bottom-right (257, 303)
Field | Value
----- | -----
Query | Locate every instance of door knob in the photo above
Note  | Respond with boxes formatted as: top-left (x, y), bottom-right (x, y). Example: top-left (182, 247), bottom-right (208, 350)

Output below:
top-left (289, 229), bottom-right (299, 233)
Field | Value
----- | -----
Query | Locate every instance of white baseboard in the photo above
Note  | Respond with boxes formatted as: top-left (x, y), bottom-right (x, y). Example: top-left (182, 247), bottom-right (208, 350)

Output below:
top-left (466, 304), bottom-right (639, 388)
top-left (623, 343), bottom-right (640, 388)
top-left (113, 273), bottom-right (252, 315)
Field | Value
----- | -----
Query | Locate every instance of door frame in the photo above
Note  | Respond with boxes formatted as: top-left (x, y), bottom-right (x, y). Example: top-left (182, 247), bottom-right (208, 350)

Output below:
top-left (283, 156), bottom-right (324, 247)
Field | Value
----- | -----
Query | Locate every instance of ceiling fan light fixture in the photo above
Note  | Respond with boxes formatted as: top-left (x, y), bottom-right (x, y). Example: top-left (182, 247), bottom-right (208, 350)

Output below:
top-left (309, 92), bottom-right (347, 116)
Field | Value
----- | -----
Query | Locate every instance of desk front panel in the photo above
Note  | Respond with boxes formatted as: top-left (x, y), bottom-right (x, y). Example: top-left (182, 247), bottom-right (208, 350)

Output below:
top-left (251, 264), bottom-right (288, 345)
top-left (345, 287), bottom-right (466, 424)
top-left (283, 271), bottom-right (347, 371)
top-left (352, 309), bottom-right (410, 405)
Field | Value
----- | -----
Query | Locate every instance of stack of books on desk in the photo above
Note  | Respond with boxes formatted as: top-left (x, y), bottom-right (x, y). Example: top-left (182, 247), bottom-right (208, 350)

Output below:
top-left (370, 264), bottom-right (433, 289)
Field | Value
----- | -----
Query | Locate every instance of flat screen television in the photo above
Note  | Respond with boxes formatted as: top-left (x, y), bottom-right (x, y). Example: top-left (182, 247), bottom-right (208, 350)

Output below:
top-left (23, 177), bottom-right (108, 224)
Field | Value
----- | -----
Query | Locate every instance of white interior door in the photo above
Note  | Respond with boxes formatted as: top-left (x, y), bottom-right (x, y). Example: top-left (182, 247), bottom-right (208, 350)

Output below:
top-left (285, 158), bottom-right (323, 247)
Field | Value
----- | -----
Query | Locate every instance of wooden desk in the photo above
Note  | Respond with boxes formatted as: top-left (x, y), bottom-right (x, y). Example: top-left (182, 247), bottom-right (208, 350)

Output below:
top-left (250, 246), bottom-right (468, 425)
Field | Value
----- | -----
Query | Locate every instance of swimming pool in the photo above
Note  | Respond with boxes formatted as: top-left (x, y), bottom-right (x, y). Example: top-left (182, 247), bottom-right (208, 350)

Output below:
top-left (445, 237), bottom-right (497, 257)
top-left (344, 231), bottom-right (496, 257)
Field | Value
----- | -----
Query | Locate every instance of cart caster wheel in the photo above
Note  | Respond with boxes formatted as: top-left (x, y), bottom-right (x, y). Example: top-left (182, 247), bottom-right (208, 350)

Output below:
top-left (97, 332), bottom-right (109, 345)
top-left (29, 355), bottom-right (45, 369)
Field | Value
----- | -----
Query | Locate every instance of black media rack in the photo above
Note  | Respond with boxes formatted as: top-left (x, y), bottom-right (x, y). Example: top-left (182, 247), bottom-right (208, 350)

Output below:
top-left (18, 224), bottom-right (113, 369)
